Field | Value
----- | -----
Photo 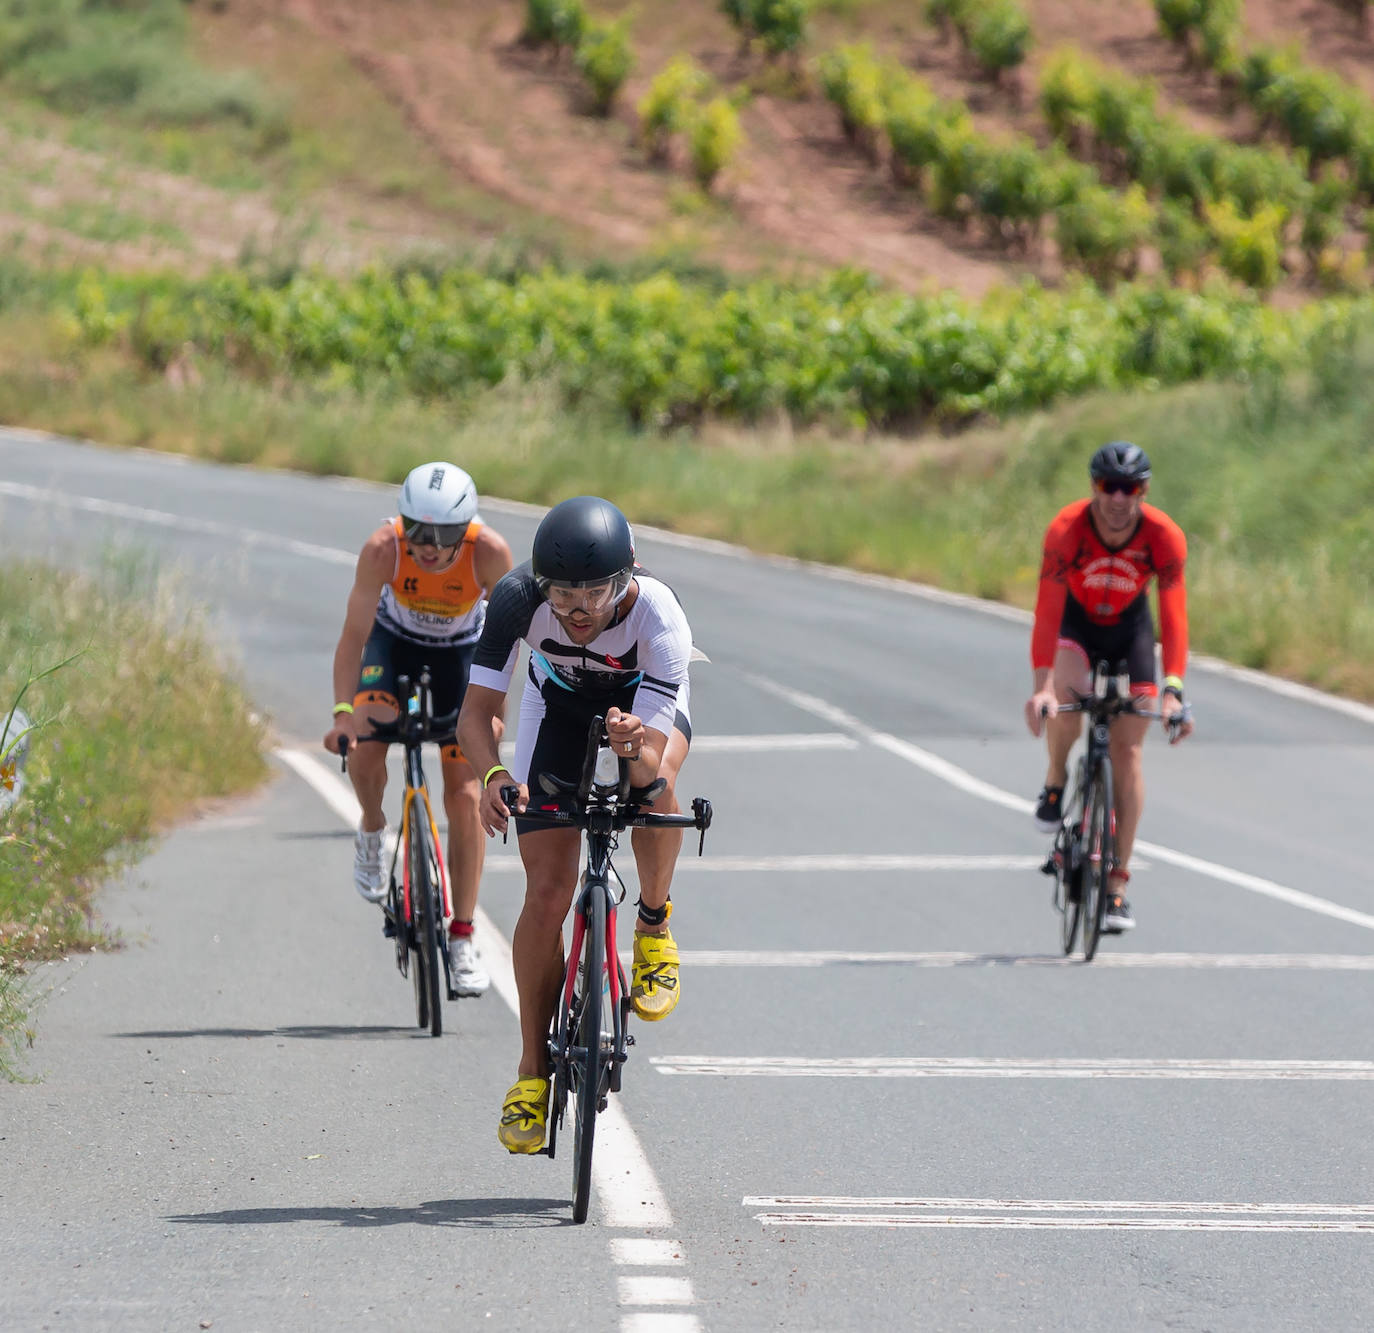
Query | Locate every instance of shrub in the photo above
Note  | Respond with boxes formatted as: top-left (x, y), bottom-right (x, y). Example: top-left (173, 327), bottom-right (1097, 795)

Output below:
top-left (719, 0), bottom-right (810, 59)
top-left (638, 56), bottom-right (713, 162)
top-left (1055, 183), bottom-right (1154, 284)
top-left (688, 97), bottom-right (744, 189)
top-left (818, 44), bottom-right (886, 157)
top-left (1204, 199), bottom-right (1287, 289)
top-left (523, 0), bottom-right (587, 51)
top-left (574, 17), bottom-right (633, 116)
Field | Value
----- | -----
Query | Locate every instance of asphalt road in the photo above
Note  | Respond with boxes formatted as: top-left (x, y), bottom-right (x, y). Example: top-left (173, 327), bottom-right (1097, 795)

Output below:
top-left (2, 429), bottom-right (1373, 1332)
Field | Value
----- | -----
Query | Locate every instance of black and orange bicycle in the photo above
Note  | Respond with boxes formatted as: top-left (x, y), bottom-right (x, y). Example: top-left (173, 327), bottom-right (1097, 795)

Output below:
top-left (342, 669), bottom-right (458, 1037)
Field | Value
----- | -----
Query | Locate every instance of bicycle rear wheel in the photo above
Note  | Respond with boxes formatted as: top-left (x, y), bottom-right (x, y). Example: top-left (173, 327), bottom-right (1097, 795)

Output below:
top-left (1081, 761), bottom-right (1114, 962)
top-left (410, 817), bottom-right (443, 1037)
top-left (570, 887), bottom-right (606, 1224)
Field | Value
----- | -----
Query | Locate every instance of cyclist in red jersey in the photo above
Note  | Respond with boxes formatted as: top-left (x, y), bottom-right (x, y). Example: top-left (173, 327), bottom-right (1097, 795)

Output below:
top-left (1024, 442), bottom-right (1194, 932)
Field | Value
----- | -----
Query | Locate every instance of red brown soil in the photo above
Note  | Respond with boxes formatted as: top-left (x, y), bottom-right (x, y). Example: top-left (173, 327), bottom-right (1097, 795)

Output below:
top-left (20, 1), bottom-right (1374, 294)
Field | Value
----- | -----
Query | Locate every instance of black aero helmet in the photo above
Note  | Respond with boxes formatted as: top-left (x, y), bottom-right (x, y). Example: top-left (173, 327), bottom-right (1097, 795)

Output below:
top-left (1090, 440), bottom-right (1151, 484)
top-left (532, 496), bottom-right (635, 592)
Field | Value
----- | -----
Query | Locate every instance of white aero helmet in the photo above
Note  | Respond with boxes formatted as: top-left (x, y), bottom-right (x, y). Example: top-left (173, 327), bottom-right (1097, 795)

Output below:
top-left (398, 461), bottom-right (478, 546)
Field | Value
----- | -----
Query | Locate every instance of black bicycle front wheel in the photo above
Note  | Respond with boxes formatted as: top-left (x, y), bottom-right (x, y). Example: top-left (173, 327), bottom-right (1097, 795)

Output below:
top-left (410, 816), bottom-right (443, 1036)
top-left (1055, 822), bottom-right (1081, 956)
top-left (571, 888), bottom-right (606, 1224)
top-left (1082, 760), bottom-right (1114, 962)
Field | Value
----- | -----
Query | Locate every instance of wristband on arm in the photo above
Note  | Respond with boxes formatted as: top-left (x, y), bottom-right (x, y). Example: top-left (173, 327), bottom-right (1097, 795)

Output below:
top-left (332, 702), bottom-right (355, 716)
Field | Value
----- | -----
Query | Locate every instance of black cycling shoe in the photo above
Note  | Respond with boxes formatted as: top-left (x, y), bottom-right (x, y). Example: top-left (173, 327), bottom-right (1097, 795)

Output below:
top-left (1102, 895), bottom-right (1135, 933)
top-left (1033, 784), bottom-right (1065, 833)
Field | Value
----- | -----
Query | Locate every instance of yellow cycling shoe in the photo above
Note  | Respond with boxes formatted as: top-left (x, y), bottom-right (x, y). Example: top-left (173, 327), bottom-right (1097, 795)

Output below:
top-left (631, 928), bottom-right (680, 1021)
top-left (498, 1076), bottom-right (550, 1154)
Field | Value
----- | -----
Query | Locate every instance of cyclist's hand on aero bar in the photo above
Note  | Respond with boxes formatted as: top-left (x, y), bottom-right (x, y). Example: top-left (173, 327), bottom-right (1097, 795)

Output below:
top-left (1025, 689), bottom-right (1058, 738)
top-left (323, 712), bottom-right (359, 756)
top-left (479, 776), bottom-right (526, 837)
top-left (605, 706), bottom-right (645, 760)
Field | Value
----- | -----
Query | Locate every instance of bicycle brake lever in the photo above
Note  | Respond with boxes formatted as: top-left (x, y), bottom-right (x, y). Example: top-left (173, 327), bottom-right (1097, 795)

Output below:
top-left (499, 784), bottom-right (521, 844)
top-left (339, 735), bottom-right (349, 773)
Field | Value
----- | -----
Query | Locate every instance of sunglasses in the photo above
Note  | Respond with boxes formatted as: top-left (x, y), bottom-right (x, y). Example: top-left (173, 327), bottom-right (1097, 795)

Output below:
top-left (1095, 478), bottom-right (1143, 497)
top-left (402, 519), bottom-right (467, 548)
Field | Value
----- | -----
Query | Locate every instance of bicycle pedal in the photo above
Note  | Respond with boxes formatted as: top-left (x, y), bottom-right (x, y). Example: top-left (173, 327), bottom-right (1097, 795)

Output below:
top-left (381, 918), bottom-right (397, 939)
top-left (624, 1033), bottom-right (635, 1047)
top-left (1039, 856), bottom-right (1057, 876)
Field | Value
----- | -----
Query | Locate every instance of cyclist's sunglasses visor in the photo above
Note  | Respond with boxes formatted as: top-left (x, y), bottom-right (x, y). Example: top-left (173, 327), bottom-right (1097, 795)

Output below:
top-left (1094, 478), bottom-right (1144, 496)
top-left (537, 572), bottom-right (630, 616)
top-left (402, 519), bottom-right (468, 547)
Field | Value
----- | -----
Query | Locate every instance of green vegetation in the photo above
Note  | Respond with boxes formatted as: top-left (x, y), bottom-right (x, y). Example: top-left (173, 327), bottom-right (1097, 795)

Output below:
top-left (720, 0), bottom-right (812, 59)
top-left (39, 257), bottom-right (1374, 430)
top-left (0, 558), bottom-right (268, 1071)
top-left (927, 0), bottom-right (1033, 81)
top-left (0, 0), bottom-right (286, 146)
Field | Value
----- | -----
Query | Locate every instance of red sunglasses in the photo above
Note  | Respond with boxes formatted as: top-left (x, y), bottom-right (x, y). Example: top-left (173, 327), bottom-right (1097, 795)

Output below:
top-left (1094, 478), bottom-right (1143, 497)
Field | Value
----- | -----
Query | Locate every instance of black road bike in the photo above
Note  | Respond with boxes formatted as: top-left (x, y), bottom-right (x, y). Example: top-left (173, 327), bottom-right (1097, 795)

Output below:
top-left (342, 670), bottom-right (459, 1037)
top-left (1042, 660), bottom-right (1188, 962)
top-left (502, 715), bottom-right (712, 1224)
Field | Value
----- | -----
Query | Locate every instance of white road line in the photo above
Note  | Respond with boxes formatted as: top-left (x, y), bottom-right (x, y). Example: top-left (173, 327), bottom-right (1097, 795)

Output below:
top-left (652, 1055), bottom-right (1374, 1080)
top-left (745, 673), bottom-right (1374, 933)
top-left (0, 481), bottom-right (354, 565)
top-left (675, 950), bottom-right (1374, 970)
top-left (683, 733), bottom-right (858, 752)
top-left (475, 853), bottom-right (1047, 873)
top-left (275, 748), bottom-right (679, 1235)
top-left (751, 1213), bottom-right (1374, 1232)
top-left (619, 1316), bottom-right (703, 1333)
top-left (745, 1196), bottom-right (1374, 1215)
top-left (608, 1239), bottom-right (686, 1265)
top-left (617, 1276), bottom-right (696, 1305)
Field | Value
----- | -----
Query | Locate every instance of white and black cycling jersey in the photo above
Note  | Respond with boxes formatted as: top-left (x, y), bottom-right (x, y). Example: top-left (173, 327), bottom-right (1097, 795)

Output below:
top-left (470, 564), bottom-right (692, 741)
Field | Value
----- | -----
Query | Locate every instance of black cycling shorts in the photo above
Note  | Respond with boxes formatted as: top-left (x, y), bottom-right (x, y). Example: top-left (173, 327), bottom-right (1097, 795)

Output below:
top-left (516, 690), bottom-right (690, 838)
top-left (1058, 593), bottom-right (1158, 693)
top-left (355, 622), bottom-right (477, 738)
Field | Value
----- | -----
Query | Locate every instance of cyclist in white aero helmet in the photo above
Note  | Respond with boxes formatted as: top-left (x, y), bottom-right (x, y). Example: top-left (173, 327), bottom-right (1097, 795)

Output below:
top-left (324, 462), bottom-right (513, 997)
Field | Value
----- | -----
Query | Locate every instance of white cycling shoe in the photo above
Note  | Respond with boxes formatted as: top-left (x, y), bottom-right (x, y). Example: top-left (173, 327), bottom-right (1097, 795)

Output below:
top-left (353, 825), bottom-right (387, 903)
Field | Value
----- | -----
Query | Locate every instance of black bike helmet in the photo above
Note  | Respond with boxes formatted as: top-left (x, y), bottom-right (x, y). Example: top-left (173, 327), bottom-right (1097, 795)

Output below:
top-left (531, 496), bottom-right (636, 594)
top-left (1089, 441), bottom-right (1152, 483)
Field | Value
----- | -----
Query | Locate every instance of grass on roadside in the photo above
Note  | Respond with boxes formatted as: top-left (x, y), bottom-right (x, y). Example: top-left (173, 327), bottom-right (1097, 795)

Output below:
top-left (0, 557), bottom-right (269, 1076)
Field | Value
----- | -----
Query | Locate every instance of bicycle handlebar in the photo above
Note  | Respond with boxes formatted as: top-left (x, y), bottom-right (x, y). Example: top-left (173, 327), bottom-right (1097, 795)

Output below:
top-left (496, 713), bottom-right (713, 846)
top-left (338, 668), bottom-right (457, 772)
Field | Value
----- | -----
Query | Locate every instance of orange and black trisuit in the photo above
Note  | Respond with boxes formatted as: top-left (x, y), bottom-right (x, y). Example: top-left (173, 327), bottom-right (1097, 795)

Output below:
top-left (356, 517), bottom-right (489, 757)
top-left (1030, 499), bottom-right (1187, 697)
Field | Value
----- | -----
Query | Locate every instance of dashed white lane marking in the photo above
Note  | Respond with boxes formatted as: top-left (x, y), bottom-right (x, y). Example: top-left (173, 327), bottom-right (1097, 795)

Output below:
top-left (276, 748), bottom-right (698, 1328)
top-left (652, 1055), bottom-right (1374, 1080)
top-left (675, 950), bottom-right (1374, 970)
top-left (617, 1277), bottom-right (697, 1305)
top-left (609, 1239), bottom-right (686, 1265)
top-left (748, 1196), bottom-right (1374, 1216)
top-left (749, 1212), bottom-right (1374, 1233)
top-left (477, 853), bottom-right (1047, 873)
top-left (748, 1196), bottom-right (1374, 1232)
top-left (497, 733), bottom-right (855, 760)
top-left (744, 673), bottom-right (1374, 933)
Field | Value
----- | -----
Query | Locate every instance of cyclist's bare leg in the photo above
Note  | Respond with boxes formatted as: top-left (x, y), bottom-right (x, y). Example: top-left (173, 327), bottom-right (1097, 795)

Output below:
top-left (512, 828), bottom-right (581, 1077)
top-left (348, 701), bottom-right (395, 832)
top-left (630, 727), bottom-right (688, 933)
top-left (440, 752), bottom-right (484, 922)
top-left (1043, 645), bottom-right (1089, 788)
top-left (1107, 711), bottom-right (1149, 886)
